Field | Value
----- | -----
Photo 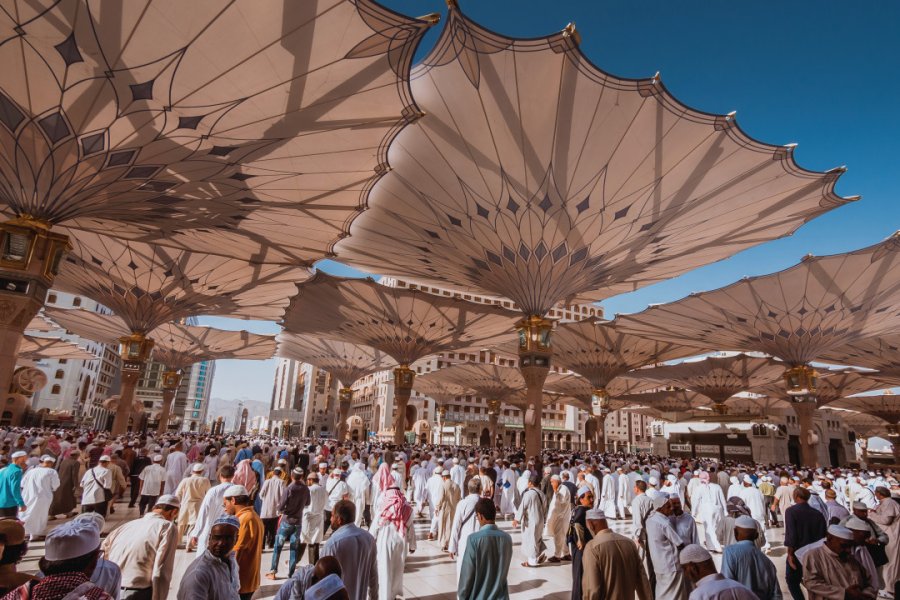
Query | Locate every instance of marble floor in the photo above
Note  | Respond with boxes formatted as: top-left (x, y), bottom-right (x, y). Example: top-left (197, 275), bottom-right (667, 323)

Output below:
top-left (16, 501), bottom-right (792, 600)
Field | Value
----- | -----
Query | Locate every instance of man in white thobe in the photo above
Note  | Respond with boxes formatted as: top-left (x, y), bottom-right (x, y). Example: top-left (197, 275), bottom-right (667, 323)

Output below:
top-left (164, 442), bottom-right (189, 495)
top-left (513, 474), bottom-right (547, 567)
top-left (499, 462), bottom-right (517, 519)
top-left (544, 474), bottom-right (571, 561)
top-left (617, 467), bottom-right (633, 518)
top-left (20, 455), bottom-right (60, 539)
top-left (647, 496), bottom-right (688, 600)
top-left (299, 473), bottom-right (328, 565)
top-left (188, 466), bottom-right (234, 555)
top-left (425, 466), bottom-right (444, 540)
top-left (448, 478), bottom-right (482, 577)
top-left (410, 461), bottom-right (430, 516)
top-left (585, 468), bottom-right (602, 510)
top-left (449, 458), bottom-right (466, 491)
top-left (599, 469), bottom-right (617, 519)
top-left (345, 464), bottom-right (371, 527)
top-left (738, 475), bottom-right (769, 550)
top-left (691, 471), bottom-right (727, 553)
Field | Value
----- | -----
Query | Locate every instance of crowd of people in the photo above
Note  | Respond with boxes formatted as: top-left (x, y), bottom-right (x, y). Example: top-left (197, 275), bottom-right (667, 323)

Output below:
top-left (0, 427), bottom-right (895, 600)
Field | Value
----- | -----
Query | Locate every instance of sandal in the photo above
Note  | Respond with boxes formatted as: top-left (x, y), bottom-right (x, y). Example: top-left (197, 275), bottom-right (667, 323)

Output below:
top-left (264, 572), bottom-right (277, 581)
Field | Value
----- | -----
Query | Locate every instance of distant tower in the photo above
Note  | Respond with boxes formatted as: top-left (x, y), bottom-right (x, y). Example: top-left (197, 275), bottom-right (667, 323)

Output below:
top-left (238, 408), bottom-right (248, 435)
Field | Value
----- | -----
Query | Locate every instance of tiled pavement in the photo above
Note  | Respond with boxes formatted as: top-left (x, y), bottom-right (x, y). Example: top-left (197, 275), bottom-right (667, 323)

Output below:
top-left (17, 501), bottom-right (792, 599)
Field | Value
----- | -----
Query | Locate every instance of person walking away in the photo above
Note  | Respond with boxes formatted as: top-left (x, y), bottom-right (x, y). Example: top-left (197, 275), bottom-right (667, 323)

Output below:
top-left (20, 455), bottom-right (60, 540)
top-left (267, 468), bottom-right (310, 580)
top-left (175, 464), bottom-right (211, 549)
top-left (680, 544), bottom-right (757, 600)
top-left (163, 441), bottom-right (188, 495)
top-left (177, 516), bottom-right (240, 600)
top-left (346, 463), bottom-right (371, 528)
top-left (784, 486), bottom-right (827, 600)
top-left (458, 499), bottom-right (512, 600)
top-left (435, 469), bottom-right (461, 552)
top-left (1, 519), bottom-right (113, 600)
top-left (632, 480), bottom-right (656, 587)
top-left (758, 476), bottom-right (777, 528)
top-left (0, 452), bottom-right (27, 517)
top-left (800, 525), bottom-right (878, 600)
top-left (581, 508), bottom-right (651, 600)
top-left (50, 449), bottom-right (82, 518)
top-left (189, 464), bottom-right (235, 555)
top-left (70, 513), bottom-right (121, 599)
top-left (869, 486), bottom-right (899, 596)
top-left (545, 474), bottom-right (572, 563)
top-left (568, 487), bottom-right (595, 600)
top-left (324, 469), bottom-right (350, 537)
top-left (370, 467), bottom-right (416, 600)
top-left (513, 474), bottom-right (547, 567)
top-left (824, 489), bottom-right (849, 524)
top-left (647, 495), bottom-right (688, 600)
top-left (690, 471), bottom-right (726, 553)
top-left (102, 495), bottom-right (180, 600)
top-left (137, 456), bottom-right (166, 516)
top-left (258, 466), bottom-right (288, 549)
top-left (298, 472), bottom-right (327, 569)
top-left (425, 466), bottom-right (444, 541)
top-left (721, 515), bottom-right (782, 600)
top-left (0, 520), bottom-right (35, 594)
top-left (106, 451), bottom-right (128, 515)
top-left (81, 455), bottom-right (114, 517)
top-left (128, 449), bottom-right (152, 509)
top-left (321, 500), bottom-right (377, 600)
top-left (449, 477), bottom-right (483, 578)
top-left (223, 485), bottom-right (263, 600)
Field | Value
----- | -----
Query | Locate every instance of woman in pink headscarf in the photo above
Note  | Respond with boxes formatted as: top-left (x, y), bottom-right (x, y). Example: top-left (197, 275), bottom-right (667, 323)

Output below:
top-left (232, 458), bottom-right (258, 496)
top-left (370, 462), bottom-right (416, 600)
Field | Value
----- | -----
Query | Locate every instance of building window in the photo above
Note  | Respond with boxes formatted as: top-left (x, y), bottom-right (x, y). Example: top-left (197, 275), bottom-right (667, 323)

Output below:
top-left (54, 369), bottom-right (64, 379)
top-left (72, 297), bottom-right (82, 307)
top-left (51, 384), bottom-right (61, 394)
top-left (47, 294), bottom-right (57, 304)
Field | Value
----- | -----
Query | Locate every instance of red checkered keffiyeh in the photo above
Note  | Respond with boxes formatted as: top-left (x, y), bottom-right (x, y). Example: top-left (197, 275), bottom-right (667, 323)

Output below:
top-left (2, 572), bottom-right (112, 600)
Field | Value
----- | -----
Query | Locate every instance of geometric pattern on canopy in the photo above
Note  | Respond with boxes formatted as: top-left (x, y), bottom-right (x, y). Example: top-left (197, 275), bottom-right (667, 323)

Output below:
top-left (829, 393), bottom-right (900, 426)
top-left (542, 374), bottom-right (642, 412)
top-left (548, 318), bottom-right (699, 389)
top-left (0, 0), bottom-right (433, 264)
top-left (281, 273), bottom-right (519, 365)
top-left (42, 307), bottom-right (274, 369)
top-left (411, 376), bottom-right (468, 406)
top-left (335, 6), bottom-right (854, 315)
top-left (722, 394), bottom-right (791, 416)
top-left (821, 408), bottom-right (891, 438)
top-left (616, 233), bottom-right (900, 365)
top-left (276, 332), bottom-right (396, 388)
top-left (617, 389), bottom-right (712, 413)
top-left (19, 335), bottom-right (95, 361)
top-left (628, 353), bottom-right (785, 404)
top-left (751, 368), bottom-right (895, 408)
top-left (820, 335), bottom-right (900, 379)
top-left (415, 362), bottom-right (527, 402)
top-left (52, 234), bottom-right (307, 332)
top-left (25, 314), bottom-right (58, 332)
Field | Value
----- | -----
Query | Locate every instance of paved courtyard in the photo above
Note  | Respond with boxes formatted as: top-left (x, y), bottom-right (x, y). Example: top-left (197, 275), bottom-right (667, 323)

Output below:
top-left (15, 501), bottom-right (792, 600)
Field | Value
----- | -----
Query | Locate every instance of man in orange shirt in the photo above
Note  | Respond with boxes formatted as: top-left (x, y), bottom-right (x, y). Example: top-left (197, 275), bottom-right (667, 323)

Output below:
top-left (223, 484), bottom-right (263, 600)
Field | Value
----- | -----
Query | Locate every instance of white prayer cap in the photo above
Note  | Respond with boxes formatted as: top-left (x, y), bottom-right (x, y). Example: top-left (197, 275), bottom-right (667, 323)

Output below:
top-left (845, 517), bottom-right (869, 532)
top-left (827, 524), bottom-right (854, 540)
top-left (442, 469), bottom-right (450, 476)
top-left (452, 458), bottom-right (459, 464)
top-left (651, 494), bottom-right (668, 509)
top-left (742, 475), bottom-right (753, 483)
top-left (45, 521), bottom-right (101, 560)
top-left (98, 455), bottom-right (110, 462)
top-left (734, 515), bottom-right (757, 530)
top-left (576, 486), bottom-right (592, 498)
top-left (304, 573), bottom-right (345, 600)
top-left (10, 451), bottom-right (26, 459)
top-left (585, 509), bottom-right (606, 520)
top-left (223, 484), bottom-right (250, 498)
top-left (434, 466), bottom-right (443, 474)
top-left (40, 455), bottom-right (56, 463)
top-left (852, 501), bottom-right (870, 511)
top-left (648, 476), bottom-right (659, 486)
top-left (331, 469), bottom-right (342, 476)
top-left (679, 543), bottom-right (712, 565)
top-left (318, 462), bottom-right (328, 468)
top-left (152, 455), bottom-right (163, 462)
top-left (730, 476), bottom-right (738, 484)
top-left (155, 494), bottom-right (181, 508)
top-left (191, 463), bottom-right (205, 473)
top-left (666, 474), bottom-right (677, 483)
top-left (421, 460), bottom-right (427, 467)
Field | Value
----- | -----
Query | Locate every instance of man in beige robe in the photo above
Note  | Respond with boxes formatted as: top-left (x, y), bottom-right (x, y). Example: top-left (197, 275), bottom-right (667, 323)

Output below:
top-left (869, 486), bottom-right (900, 594)
top-left (436, 470), bottom-right (461, 551)
top-left (801, 524), bottom-right (878, 600)
top-left (174, 464), bottom-right (212, 547)
top-left (582, 509), bottom-right (652, 600)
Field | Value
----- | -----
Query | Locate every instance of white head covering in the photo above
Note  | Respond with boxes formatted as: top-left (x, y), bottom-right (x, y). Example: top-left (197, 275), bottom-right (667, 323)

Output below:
top-left (10, 451), bottom-right (26, 459)
top-left (651, 494), bottom-right (669, 509)
top-left (844, 517), bottom-right (869, 532)
top-left (585, 509), bottom-right (606, 520)
top-left (734, 515), bottom-right (757, 529)
top-left (155, 494), bottom-right (181, 507)
top-left (827, 524), bottom-right (854, 540)
top-left (191, 463), bottom-right (205, 473)
top-left (679, 543), bottom-right (712, 565)
top-left (223, 484), bottom-right (249, 498)
top-left (305, 573), bottom-right (345, 600)
top-left (45, 521), bottom-right (101, 560)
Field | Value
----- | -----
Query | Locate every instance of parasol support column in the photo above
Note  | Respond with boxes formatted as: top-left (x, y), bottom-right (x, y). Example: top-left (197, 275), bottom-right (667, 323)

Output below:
top-left (337, 387), bottom-right (353, 441)
top-left (591, 388), bottom-right (611, 453)
top-left (156, 370), bottom-right (183, 435)
top-left (791, 398), bottom-right (819, 468)
top-left (392, 365), bottom-right (415, 445)
top-left (111, 333), bottom-right (154, 436)
top-left (487, 400), bottom-right (501, 448)
top-left (436, 405), bottom-right (446, 445)
top-left (0, 218), bottom-right (70, 396)
top-left (518, 316), bottom-right (553, 460)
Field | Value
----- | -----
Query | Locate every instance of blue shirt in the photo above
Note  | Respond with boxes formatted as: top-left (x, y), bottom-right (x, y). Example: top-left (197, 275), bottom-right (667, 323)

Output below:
top-left (458, 524), bottom-right (513, 600)
top-left (0, 464), bottom-right (24, 509)
top-left (721, 540), bottom-right (782, 600)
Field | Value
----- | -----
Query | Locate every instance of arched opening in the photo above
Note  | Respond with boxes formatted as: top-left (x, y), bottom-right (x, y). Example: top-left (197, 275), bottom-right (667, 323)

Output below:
top-left (479, 428), bottom-right (490, 447)
top-left (190, 421), bottom-right (197, 432)
top-left (306, 425), bottom-right (315, 437)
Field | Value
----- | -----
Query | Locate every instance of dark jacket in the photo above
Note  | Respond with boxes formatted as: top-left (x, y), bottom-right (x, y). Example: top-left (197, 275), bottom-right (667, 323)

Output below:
top-left (279, 482), bottom-right (310, 523)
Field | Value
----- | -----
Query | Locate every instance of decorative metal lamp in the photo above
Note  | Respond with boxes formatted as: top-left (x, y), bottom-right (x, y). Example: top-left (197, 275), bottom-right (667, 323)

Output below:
top-left (161, 370), bottom-right (182, 391)
top-left (783, 365), bottom-right (818, 396)
top-left (516, 315), bottom-right (553, 369)
top-left (118, 333), bottom-right (154, 371)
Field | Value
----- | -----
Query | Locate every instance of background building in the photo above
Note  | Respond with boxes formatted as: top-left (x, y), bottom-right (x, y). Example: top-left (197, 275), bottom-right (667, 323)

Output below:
top-left (269, 359), bottom-right (339, 438)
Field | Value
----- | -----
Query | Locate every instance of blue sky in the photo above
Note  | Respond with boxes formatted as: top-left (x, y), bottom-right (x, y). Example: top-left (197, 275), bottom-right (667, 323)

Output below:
top-left (201, 1), bottom-right (900, 403)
